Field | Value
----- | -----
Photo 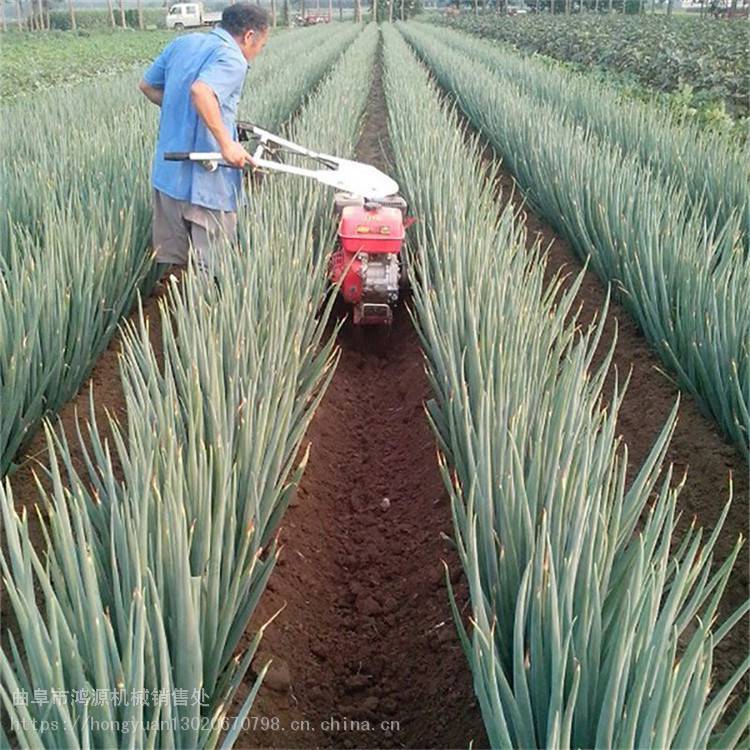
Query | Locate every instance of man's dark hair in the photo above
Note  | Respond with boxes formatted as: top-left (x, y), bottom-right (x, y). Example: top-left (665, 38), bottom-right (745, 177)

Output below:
top-left (221, 3), bottom-right (269, 36)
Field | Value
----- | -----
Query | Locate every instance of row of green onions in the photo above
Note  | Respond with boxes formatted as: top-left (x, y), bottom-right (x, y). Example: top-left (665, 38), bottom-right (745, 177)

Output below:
top-left (382, 24), bottom-right (748, 748)
top-left (416, 21), bottom-right (750, 248)
top-left (399, 22), bottom-right (749, 458)
top-left (0, 24), bottom-right (378, 749)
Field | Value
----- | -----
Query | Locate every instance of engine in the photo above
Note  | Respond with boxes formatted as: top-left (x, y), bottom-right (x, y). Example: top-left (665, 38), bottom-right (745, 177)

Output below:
top-left (331, 193), bottom-right (408, 325)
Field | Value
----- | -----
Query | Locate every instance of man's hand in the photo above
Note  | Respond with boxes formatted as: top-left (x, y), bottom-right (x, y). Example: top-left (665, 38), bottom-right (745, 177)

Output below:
top-left (221, 141), bottom-right (255, 169)
top-left (190, 81), bottom-right (256, 169)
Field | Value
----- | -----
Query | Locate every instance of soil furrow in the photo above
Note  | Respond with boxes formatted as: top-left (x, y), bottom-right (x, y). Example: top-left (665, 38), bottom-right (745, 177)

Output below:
top-left (235, 46), bottom-right (488, 749)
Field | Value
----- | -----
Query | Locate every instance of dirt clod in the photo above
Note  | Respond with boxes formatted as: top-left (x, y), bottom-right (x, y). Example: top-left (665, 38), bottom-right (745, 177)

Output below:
top-left (356, 595), bottom-right (382, 617)
top-left (253, 654), bottom-right (292, 694)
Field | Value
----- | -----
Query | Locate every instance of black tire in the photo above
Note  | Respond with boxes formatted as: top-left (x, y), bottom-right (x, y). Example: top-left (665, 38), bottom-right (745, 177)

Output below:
top-left (174, 22), bottom-right (184, 29)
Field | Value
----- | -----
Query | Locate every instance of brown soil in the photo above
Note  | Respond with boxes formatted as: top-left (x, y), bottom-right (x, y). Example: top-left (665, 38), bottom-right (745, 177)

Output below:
top-left (234, 304), bottom-right (487, 749)
top-left (233, 45), bottom-right (488, 750)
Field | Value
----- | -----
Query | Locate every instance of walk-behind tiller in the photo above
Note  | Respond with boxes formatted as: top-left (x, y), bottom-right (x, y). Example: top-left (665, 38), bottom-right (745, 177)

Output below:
top-left (165, 123), bottom-right (413, 325)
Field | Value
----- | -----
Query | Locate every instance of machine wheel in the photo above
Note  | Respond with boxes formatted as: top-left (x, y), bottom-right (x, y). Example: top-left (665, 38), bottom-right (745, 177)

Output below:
top-left (174, 22), bottom-right (184, 29)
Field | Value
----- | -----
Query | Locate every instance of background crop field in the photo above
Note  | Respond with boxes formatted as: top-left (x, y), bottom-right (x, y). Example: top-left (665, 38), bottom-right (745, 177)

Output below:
top-left (434, 12), bottom-right (749, 121)
top-left (0, 29), bottom-right (175, 98)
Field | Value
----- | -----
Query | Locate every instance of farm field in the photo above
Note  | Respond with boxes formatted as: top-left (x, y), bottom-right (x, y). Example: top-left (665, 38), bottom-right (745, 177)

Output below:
top-left (1, 17), bottom-right (748, 750)
top-left (0, 30), bottom-right (175, 98)
top-left (434, 12), bottom-right (750, 122)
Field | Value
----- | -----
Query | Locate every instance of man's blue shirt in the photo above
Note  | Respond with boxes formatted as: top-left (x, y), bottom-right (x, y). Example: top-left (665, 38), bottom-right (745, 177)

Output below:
top-left (143, 28), bottom-right (248, 212)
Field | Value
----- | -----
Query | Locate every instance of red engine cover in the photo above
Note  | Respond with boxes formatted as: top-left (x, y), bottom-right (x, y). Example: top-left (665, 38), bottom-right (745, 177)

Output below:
top-left (338, 205), bottom-right (405, 254)
top-left (331, 205), bottom-right (405, 305)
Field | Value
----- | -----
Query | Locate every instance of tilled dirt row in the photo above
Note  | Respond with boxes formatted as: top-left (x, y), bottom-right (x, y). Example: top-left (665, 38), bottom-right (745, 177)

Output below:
top-left (234, 304), bottom-right (487, 749)
top-left (233, 50), bottom-right (487, 749)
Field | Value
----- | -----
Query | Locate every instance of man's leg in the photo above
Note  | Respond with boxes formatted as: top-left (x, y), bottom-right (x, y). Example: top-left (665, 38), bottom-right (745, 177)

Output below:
top-left (184, 204), bottom-right (238, 276)
top-left (152, 189), bottom-right (192, 277)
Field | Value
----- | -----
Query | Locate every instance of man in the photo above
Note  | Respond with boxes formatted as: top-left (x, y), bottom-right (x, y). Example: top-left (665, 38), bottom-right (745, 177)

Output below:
top-left (139, 4), bottom-right (269, 273)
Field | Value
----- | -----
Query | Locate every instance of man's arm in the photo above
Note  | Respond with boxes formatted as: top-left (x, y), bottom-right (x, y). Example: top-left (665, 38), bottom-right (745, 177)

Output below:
top-left (141, 42), bottom-right (172, 105)
top-left (139, 79), bottom-right (164, 107)
top-left (190, 80), bottom-right (252, 168)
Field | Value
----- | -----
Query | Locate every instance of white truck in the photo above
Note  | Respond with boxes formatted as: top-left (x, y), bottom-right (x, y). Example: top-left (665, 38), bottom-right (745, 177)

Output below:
top-left (166, 2), bottom-right (222, 29)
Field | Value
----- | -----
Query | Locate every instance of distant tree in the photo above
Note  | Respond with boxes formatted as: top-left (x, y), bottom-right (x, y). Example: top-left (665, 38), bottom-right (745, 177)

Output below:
top-left (391, 0), bottom-right (420, 17)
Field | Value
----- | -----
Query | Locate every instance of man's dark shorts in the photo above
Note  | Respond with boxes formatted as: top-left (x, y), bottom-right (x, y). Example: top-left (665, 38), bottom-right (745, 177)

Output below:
top-left (153, 189), bottom-right (238, 273)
